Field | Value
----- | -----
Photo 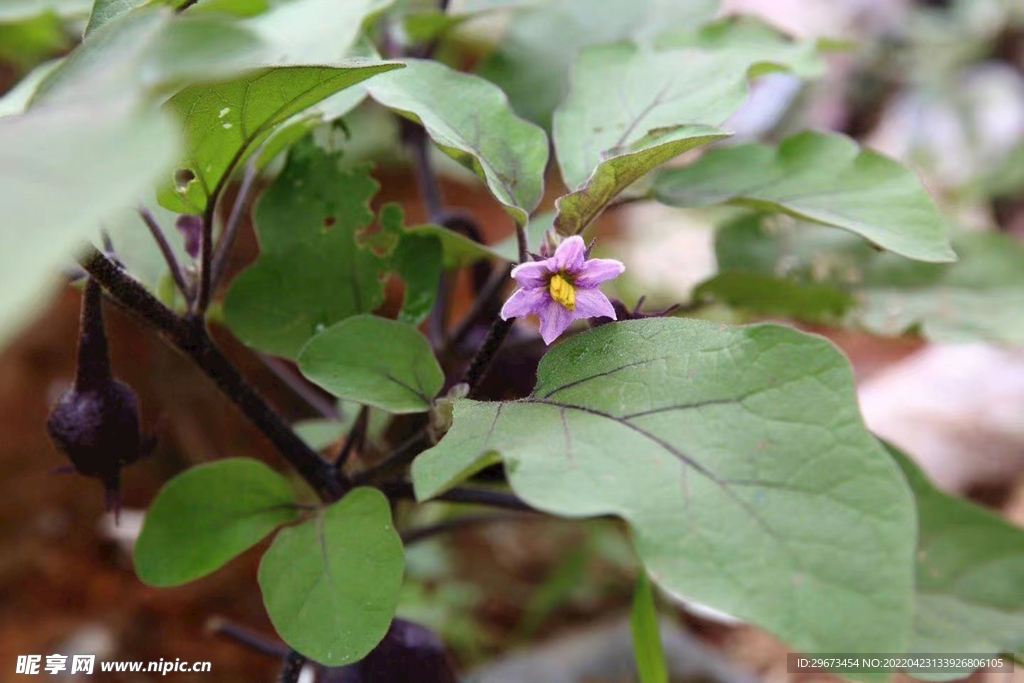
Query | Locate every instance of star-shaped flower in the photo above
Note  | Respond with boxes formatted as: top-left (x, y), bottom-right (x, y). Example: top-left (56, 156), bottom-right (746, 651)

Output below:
top-left (500, 235), bottom-right (625, 344)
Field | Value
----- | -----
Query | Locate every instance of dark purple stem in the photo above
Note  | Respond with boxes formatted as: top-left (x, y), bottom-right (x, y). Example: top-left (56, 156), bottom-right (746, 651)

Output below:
top-left (74, 279), bottom-right (111, 393)
top-left (79, 249), bottom-right (347, 502)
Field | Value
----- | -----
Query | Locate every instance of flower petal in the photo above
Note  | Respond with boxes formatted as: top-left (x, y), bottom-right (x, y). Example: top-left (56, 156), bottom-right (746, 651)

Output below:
top-left (551, 235), bottom-right (586, 272)
top-left (500, 287), bottom-right (549, 320)
top-left (572, 288), bottom-right (617, 320)
top-left (538, 298), bottom-right (576, 344)
top-left (574, 257), bottom-right (625, 288)
top-left (510, 260), bottom-right (551, 288)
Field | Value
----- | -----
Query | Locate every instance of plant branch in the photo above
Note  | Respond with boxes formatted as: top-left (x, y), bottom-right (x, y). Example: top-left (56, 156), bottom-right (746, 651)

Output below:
top-left (194, 200), bottom-right (216, 317)
top-left (352, 430), bottom-right (429, 486)
top-left (211, 160), bottom-right (260, 292)
top-left (138, 205), bottom-right (190, 298)
top-left (382, 481), bottom-right (536, 513)
top-left (278, 651), bottom-right (305, 683)
top-left (335, 405), bottom-right (368, 470)
top-left (461, 317), bottom-right (514, 397)
top-left (79, 248), bottom-right (348, 501)
top-left (403, 120), bottom-right (444, 222)
top-left (259, 354), bottom-right (339, 420)
top-left (446, 264), bottom-right (510, 350)
top-left (401, 512), bottom-right (538, 544)
top-left (514, 223), bottom-right (529, 263)
top-left (206, 618), bottom-right (289, 659)
top-left (75, 278), bottom-right (110, 392)
top-left (402, 118), bottom-right (454, 346)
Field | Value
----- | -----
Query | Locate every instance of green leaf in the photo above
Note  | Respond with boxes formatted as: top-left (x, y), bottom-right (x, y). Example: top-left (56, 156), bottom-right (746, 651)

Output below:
top-left (654, 132), bottom-right (956, 263)
top-left (293, 419), bottom-right (348, 451)
top-left (225, 145), bottom-right (380, 357)
top-left (225, 147), bottom-right (443, 357)
top-left (554, 43), bottom-right (747, 192)
top-left (407, 223), bottom-right (506, 268)
top-left (0, 57), bottom-right (59, 116)
top-left (32, 7), bottom-right (267, 108)
top-left (694, 271), bottom-right (856, 323)
top-left (552, 27), bottom-right (828, 236)
top-left (84, 0), bottom-right (149, 35)
top-left (258, 487), bottom-right (405, 666)
top-left (134, 458), bottom-right (300, 587)
top-left (0, 0), bottom-right (91, 21)
top-left (189, 0), bottom-right (269, 15)
top-left (293, 401), bottom-right (363, 450)
top-left (714, 216), bottom-right (1024, 344)
top-left (363, 59), bottom-right (548, 227)
top-left (375, 203), bottom-right (442, 325)
top-left (452, 0), bottom-right (539, 11)
top-left (0, 12), bottom-right (69, 67)
top-left (85, 0), bottom-right (269, 36)
top-left (244, 0), bottom-right (391, 66)
top-left (631, 573), bottom-right (668, 683)
top-left (103, 201), bottom-right (189, 294)
top-left (298, 315), bottom-right (444, 414)
top-left (552, 121), bottom-right (725, 237)
top-left (158, 62), bottom-right (402, 215)
top-left (854, 234), bottom-right (1024, 343)
top-left (888, 445), bottom-right (1024, 679)
top-left (0, 95), bottom-right (177, 346)
top-left (656, 15), bottom-right (829, 78)
top-left (413, 318), bottom-right (916, 667)
top-left (477, 0), bottom-right (720, 128)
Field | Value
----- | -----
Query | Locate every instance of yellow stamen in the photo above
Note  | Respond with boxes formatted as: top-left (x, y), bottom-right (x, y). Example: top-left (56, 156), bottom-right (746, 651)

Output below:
top-left (549, 273), bottom-right (576, 311)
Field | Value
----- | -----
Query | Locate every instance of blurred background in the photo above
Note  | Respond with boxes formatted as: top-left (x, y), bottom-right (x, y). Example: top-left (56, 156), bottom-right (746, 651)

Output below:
top-left (1, 0), bottom-right (1023, 681)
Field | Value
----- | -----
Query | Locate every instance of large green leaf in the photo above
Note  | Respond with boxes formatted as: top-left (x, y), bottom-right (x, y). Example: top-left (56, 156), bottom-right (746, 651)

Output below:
top-left (554, 45), bottom-right (754, 235)
top-left (477, 0), bottom-right (720, 128)
top-left (298, 315), bottom-right (444, 414)
top-left (853, 234), bottom-right (1024, 343)
top-left (693, 271), bottom-right (856, 323)
top-left (655, 14), bottom-right (831, 76)
top-left (889, 445), bottom-right (1024, 679)
top-left (258, 487), bottom-right (405, 666)
top-left (84, 0), bottom-right (149, 35)
top-left (85, 0), bottom-right (272, 35)
top-left (654, 132), bottom-right (956, 263)
top-left (134, 458), bottom-right (300, 587)
top-left (158, 61), bottom-right (401, 215)
top-left (32, 7), bottom-right (266, 107)
top-left (713, 215), bottom-right (1024, 344)
top-left (0, 95), bottom-right (177, 346)
top-left (244, 0), bottom-right (391, 66)
top-left (225, 147), bottom-right (443, 358)
top-left (364, 59), bottom-right (548, 228)
top-left (413, 319), bottom-right (916, 668)
top-left (552, 22), bottom-right (829, 236)
top-left (0, 58), bottom-right (59, 116)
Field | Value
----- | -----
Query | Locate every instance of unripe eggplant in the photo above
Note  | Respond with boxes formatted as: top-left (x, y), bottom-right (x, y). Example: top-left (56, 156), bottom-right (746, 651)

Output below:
top-left (322, 619), bottom-right (458, 683)
top-left (46, 278), bottom-right (150, 520)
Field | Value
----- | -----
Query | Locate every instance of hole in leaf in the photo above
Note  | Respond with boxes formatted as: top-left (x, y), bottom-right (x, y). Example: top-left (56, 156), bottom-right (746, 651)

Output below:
top-left (173, 168), bottom-right (196, 193)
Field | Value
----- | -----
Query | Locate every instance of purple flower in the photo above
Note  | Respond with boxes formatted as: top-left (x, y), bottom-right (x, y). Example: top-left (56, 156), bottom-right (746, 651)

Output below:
top-left (500, 235), bottom-right (624, 344)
